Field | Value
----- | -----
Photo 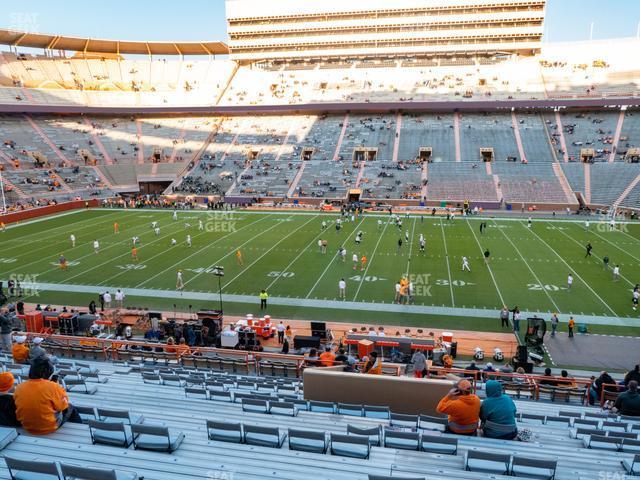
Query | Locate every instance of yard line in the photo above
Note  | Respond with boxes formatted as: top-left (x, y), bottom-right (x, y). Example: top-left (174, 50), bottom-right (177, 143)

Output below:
top-left (352, 219), bottom-right (389, 301)
top-left (139, 215), bottom-right (272, 288)
top-left (439, 217), bottom-right (455, 307)
top-left (492, 220), bottom-right (561, 313)
top-left (586, 226), bottom-right (640, 264)
top-left (1, 210), bottom-right (123, 254)
top-left (305, 217), bottom-right (365, 299)
top-left (265, 219), bottom-right (331, 291)
top-left (4, 211), bottom-right (130, 264)
top-left (465, 218), bottom-right (506, 307)
top-left (549, 223), bottom-right (636, 287)
top-left (405, 216), bottom-right (417, 276)
top-left (521, 221), bottom-right (618, 316)
top-left (223, 215), bottom-right (319, 290)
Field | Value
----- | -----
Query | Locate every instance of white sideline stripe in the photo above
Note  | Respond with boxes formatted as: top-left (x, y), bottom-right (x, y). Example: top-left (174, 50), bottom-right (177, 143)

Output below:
top-left (466, 218), bottom-right (506, 307)
top-left (493, 219), bottom-right (562, 313)
top-left (439, 217), bottom-right (455, 307)
top-left (13, 280), bottom-right (637, 327)
top-left (304, 217), bottom-right (365, 299)
top-left (522, 221), bottom-right (618, 317)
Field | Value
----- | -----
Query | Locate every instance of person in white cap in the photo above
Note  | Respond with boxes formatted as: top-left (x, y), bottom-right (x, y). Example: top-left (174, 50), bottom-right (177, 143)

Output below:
top-left (28, 337), bottom-right (47, 363)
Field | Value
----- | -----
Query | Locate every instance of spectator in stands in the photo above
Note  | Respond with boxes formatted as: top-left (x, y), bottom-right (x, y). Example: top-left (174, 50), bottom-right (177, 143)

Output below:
top-left (465, 361), bottom-right (480, 378)
top-left (0, 309), bottom-right (12, 354)
top-left (436, 379), bottom-right (481, 436)
top-left (513, 367), bottom-right (527, 384)
top-left (538, 367), bottom-right (558, 386)
top-left (165, 337), bottom-right (177, 354)
top-left (319, 347), bottom-right (336, 367)
top-left (305, 348), bottom-right (319, 367)
top-left (363, 351), bottom-right (382, 375)
top-left (624, 365), bottom-right (640, 386)
top-left (480, 380), bottom-right (518, 440)
top-left (14, 357), bottom-right (82, 435)
top-left (558, 370), bottom-right (577, 388)
top-left (411, 349), bottom-right (427, 378)
top-left (28, 337), bottom-right (48, 363)
top-left (589, 371), bottom-right (617, 405)
top-left (12, 336), bottom-right (29, 364)
top-left (612, 380), bottom-right (640, 416)
top-left (0, 372), bottom-right (19, 427)
top-left (175, 338), bottom-right (191, 357)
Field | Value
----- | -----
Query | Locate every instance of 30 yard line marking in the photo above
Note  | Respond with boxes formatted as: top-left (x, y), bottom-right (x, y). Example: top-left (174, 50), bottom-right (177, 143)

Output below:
top-left (492, 219), bottom-right (561, 313)
top-left (522, 221), bottom-right (618, 316)
top-left (440, 217), bottom-right (455, 307)
top-left (223, 215), bottom-right (319, 290)
top-left (305, 217), bottom-right (365, 299)
top-left (353, 219), bottom-right (389, 301)
top-left (465, 218), bottom-right (505, 307)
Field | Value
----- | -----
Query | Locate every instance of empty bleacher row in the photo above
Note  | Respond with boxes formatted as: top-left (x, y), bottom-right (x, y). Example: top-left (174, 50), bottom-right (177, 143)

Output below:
top-left (2, 349), bottom-right (639, 480)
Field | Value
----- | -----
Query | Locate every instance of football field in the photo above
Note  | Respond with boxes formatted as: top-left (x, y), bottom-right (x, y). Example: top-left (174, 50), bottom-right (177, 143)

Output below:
top-left (2, 208), bottom-right (639, 335)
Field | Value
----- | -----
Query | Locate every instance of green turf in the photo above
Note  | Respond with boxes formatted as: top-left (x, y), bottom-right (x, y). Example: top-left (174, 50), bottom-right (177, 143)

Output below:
top-left (2, 208), bottom-right (640, 336)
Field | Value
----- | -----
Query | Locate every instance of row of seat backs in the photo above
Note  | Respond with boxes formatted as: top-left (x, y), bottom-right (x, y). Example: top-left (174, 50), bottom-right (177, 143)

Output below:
top-left (4, 456), bottom-right (138, 480)
top-left (464, 450), bottom-right (558, 479)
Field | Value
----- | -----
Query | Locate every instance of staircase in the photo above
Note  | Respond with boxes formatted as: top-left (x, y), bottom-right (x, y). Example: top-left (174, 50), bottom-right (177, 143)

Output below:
top-left (609, 110), bottom-right (625, 163)
top-left (453, 113), bottom-right (461, 162)
top-left (286, 162), bottom-right (307, 198)
top-left (613, 172), bottom-right (640, 207)
top-left (332, 114), bottom-right (350, 161)
top-left (554, 112), bottom-right (569, 162)
top-left (25, 115), bottom-right (74, 165)
top-left (82, 117), bottom-right (113, 165)
top-left (392, 113), bottom-right (402, 163)
top-left (492, 174), bottom-right (503, 203)
top-left (552, 163), bottom-right (577, 204)
top-left (420, 162), bottom-right (428, 199)
top-left (583, 163), bottom-right (592, 204)
top-left (354, 161), bottom-right (366, 188)
top-left (0, 175), bottom-right (27, 198)
top-left (511, 112), bottom-right (526, 163)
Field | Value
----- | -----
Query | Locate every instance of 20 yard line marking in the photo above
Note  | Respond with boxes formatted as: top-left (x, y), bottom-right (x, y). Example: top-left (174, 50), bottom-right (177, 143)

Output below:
top-left (522, 222), bottom-right (618, 316)
top-left (493, 219), bottom-right (561, 313)
top-left (465, 218), bottom-right (505, 307)
top-left (440, 217), bottom-right (455, 307)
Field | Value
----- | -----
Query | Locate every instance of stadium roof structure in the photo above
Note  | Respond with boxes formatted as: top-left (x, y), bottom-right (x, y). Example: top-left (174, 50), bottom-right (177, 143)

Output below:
top-left (0, 28), bottom-right (229, 56)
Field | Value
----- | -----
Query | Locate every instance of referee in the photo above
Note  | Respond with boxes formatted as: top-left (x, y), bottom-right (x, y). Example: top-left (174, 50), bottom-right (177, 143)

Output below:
top-left (259, 289), bottom-right (269, 310)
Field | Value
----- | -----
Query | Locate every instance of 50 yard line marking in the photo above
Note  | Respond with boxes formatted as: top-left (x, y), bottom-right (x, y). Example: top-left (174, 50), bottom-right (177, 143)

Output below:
top-left (352, 219), bottom-right (389, 301)
top-left (523, 222), bottom-right (618, 316)
top-left (222, 215), bottom-right (319, 290)
top-left (439, 217), bottom-right (455, 307)
top-left (465, 218), bottom-right (506, 307)
top-left (305, 217), bottom-right (365, 299)
top-left (492, 219), bottom-right (561, 313)
top-left (265, 218), bottom-right (330, 291)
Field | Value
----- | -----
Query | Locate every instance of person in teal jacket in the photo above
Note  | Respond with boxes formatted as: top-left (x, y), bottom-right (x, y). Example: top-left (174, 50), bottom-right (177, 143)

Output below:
top-left (480, 380), bottom-right (518, 439)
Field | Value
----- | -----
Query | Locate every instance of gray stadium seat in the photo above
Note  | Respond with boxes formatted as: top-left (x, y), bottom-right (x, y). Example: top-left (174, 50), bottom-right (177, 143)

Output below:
top-left (268, 401), bottom-right (298, 416)
top-left (59, 463), bottom-right (138, 480)
top-left (464, 450), bottom-right (511, 475)
top-left (309, 400), bottom-right (335, 413)
top-left (420, 434), bottom-right (458, 455)
top-left (622, 439), bottom-right (640, 454)
top-left (363, 405), bottom-right (390, 419)
top-left (418, 414), bottom-right (447, 432)
top-left (206, 420), bottom-right (243, 443)
top-left (97, 408), bottom-right (144, 425)
top-left (330, 433), bottom-right (370, 459)
top-left (74, 405), bottom-right (97, 424)
top-left (383, 429), bottom-right (420, 451)
top-left (368, 476), bottom-right (425, 480)
top-left (63, 378), bottom-right (97, 395)
top-left (510, 456), bottom-right (557, 480)
top-left (243, 425), bottom-right (286, 448)
top-left (337, 403), bottom-right (363, 417)
top-left (241, 398), bottom-right (269, 414)
top-left (88, 420), bottom-right (134, 448)
top-left (288, 428), bottom-right (328, 453)
top-left (622, 454), bottom-right (640, 475)
top-left (390, 413), bottom-right (418, 428)
top-left (4, 456), bottom-right (61, 479)
top-left (131, 424), bottom-right (184, 452)
top-left (582, 434), bottom-right (621, 451)
top-left (184, 386), bottom-right (207, 399)
top-left (347, 424), bottom-right (382, 447)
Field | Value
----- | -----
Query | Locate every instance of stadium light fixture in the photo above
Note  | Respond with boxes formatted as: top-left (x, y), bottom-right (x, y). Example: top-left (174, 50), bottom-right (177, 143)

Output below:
top-left (212, 266), bottom-right (224, 313)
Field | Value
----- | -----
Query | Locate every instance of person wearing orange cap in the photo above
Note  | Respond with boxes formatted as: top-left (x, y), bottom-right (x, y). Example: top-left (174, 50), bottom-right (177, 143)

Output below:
top-left (436, 379), bottom-right (481, 435)
top-left (0, 372), bottom-right (19, 426)
top-left (12, 336), bottom-right (29, 364)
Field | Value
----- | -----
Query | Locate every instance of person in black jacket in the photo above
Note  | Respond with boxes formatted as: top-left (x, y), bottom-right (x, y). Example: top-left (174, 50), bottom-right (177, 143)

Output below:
top-left (624, 365), bottom-right (640, 386)
top-left (0, 310), bottom-right (12, 354)
top-left (0, 372), bottom-right (19, 427)
top-left (589, 371), bottom-right (617, 405)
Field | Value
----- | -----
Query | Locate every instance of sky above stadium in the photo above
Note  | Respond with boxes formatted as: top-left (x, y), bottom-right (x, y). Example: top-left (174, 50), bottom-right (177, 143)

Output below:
top-left (1, 0), bottom-right (639, 44)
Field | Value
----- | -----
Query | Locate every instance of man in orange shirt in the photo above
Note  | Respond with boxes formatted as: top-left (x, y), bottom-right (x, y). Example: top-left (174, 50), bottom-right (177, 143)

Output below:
top-left (436, 379), bottom-right (481, 435)
top-left (113, 222), bottom-right (119, 234)
top-left (318, 347), bottom-right (336, 367)
top-left (360, 255), bottom-right (367, 271)
top-left (131, 246), bottom-right (138, 262)
top-left (11, 336), bottom-right (29, 364)
top-left (175, 337), bottom-right (191, 357)
top-left (568, 316), bottom-right (575, 338)
top-left (14, 357), bottom-right (82, 435)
